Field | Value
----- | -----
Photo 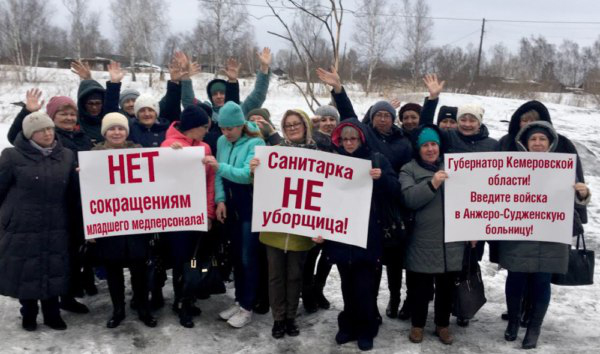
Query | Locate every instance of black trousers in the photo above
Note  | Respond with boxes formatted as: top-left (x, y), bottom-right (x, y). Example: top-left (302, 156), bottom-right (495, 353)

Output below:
top-left (337, 261), bottom-right (380, 340)
top-left (105, 262), bottom-right (148, 312)
top-left (408, 271), bottom-right (458, 328)
top-left (19, 297), bottom-right (60, 320)
top-left (303, 244), bottom-right (332, 295)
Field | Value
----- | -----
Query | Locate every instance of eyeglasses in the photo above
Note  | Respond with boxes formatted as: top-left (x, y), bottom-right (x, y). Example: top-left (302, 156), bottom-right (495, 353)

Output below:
top-left (341, 137), bottom-right (360, 143)
top-left (283, 122), bottom-right (304, 130)
top-left (374, 112), bottom-right (392, 120)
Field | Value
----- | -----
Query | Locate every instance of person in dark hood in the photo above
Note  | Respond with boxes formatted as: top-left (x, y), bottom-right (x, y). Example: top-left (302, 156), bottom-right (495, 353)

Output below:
top-left (319, 118), bottom-right (399, 351)
top-left (76, 79), bottom-right (106, 143)
top-left (499, 120), bottom-right (590, 350)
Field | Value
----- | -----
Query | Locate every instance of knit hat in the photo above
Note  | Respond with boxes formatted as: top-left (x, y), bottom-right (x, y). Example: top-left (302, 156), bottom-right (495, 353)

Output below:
top-left (437, 105), bottom-right (458, 124)
top-left (119, 89), bottom-right (140, 109)
top-left (399, 103), bottom-right (422, 120)
top-left (209, 81), bottom-right (226, 96)
top-left (417, 127), bottom-right (440, 148)
top-left (23, 111), bottom-right (55, 139)
top-left (315, 105), bottom-right (340, 122)
top-left (180, 105), bottom-right (210, 132)
top-left (246, 107), bottom-right (271, 122)
top-left (134, 94), bottom-right (160, 117)
top-left (101, 112), bottom-right (130, 136)
top-left (457, 104), bottom-right (484, 124)
top-left (369, 101), bottom-right (396, 122)
top-left (46, 96), bottom-right (77, 120)
top-left (218, 101), bottom-right (245, 127)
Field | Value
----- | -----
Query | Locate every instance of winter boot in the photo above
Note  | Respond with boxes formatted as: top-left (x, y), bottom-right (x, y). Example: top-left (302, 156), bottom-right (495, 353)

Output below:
top-left (435, 326), bottom-right (453, 345)
top-left (41, 298), bottom-right (67, 330)
top-left (272, 320), bottom-right (286, 339)
top-left (504, 296), bottom-right (522, 341)
top-left (178, 299), bottom-right (195, 328)
top-left (386, 293), bottom-right (400, 318)
top-left (522, 302), bottom-right (549, 349)
top-left (106, 305), bottom-right (125, 328)
top-left (20, 300), bottom-right (38, 332)
top-left (60, 296), bottom-right (89, 314)
top-left (285, 318), bottom-right (300, 336)
top-left (408, 327), bottom-right (424, 343)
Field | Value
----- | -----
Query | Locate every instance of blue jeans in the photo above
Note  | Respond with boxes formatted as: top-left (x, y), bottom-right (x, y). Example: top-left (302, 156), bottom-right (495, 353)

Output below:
top-left (505, 271), bottom-right (551, 305)
top-left (229, 220), bottom-right (260, 311)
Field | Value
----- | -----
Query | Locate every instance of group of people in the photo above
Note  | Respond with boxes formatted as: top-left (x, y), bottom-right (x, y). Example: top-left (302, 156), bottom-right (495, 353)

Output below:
top-left (0, 50), bottom-right (591, 352)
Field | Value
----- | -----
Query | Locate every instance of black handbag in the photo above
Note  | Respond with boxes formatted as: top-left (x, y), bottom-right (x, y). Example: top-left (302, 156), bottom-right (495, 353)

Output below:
top-left (182, 239), bottom-right (225, 299)
top-left (452, 245), bottom-right (487, 319)
top-left (551, 233), bottom-right (595, 286)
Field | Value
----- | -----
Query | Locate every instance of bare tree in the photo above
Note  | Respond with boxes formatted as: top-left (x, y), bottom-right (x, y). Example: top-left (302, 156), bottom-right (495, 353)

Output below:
top-left (267, 0), bottom-right (344, 112)
top-left (62, 0), bottom-right (87, 58)
top-left (352, 0), bottom-right (395, 95)
top-left (110, 0), bottom-right (168, 83)
top-left (401, 0), bottom-right (433, 89)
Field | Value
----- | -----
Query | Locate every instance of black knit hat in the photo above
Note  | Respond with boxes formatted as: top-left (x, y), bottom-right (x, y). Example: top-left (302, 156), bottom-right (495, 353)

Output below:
top-left (437, 105), bottom-right (458, 125)
top-left (180, 105), bottom-right (209, 132)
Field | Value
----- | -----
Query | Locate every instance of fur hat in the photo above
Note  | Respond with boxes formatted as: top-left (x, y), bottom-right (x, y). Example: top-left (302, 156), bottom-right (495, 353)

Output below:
top-left (134, 94), bottom-right (160, 118)
top-left (457, 104), bottom-right (484, 123)
top-left (23, 111), bottom-right (55, 139)
top-left (101, 112), bottom-right (130, 136)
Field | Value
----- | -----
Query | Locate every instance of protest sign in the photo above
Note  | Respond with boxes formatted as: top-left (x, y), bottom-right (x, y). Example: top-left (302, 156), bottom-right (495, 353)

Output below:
top-left (251, 146), bottom-right (373, 248)
top-left (444, 152), bottom-right (576, 244)
top-left (79, 147), bottom-right (208, 239)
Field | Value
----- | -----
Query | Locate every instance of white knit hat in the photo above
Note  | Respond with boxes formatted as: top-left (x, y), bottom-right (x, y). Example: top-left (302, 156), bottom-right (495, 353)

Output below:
top-left (134, 93), bottom-right (160, 118)
top-left (23, 111), bottom-right (55, 139)
top-left (457, 104), bottom-right (485, 124)
top-left (101, 112), bottom-right (130, 136)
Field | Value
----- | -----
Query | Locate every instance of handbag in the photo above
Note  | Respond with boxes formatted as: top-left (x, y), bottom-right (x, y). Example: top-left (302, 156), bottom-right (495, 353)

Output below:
top-left (452, 245), bottom-right (487, 319)
top-left (182, 239), bottom-right (225, 299)
top-left (551, 233), bottom-right (595, 286)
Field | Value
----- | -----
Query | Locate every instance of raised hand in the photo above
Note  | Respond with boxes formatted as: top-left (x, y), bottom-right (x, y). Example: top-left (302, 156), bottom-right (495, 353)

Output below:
top-left (390, 98), bottom-right (402, 110)
top-left (71, 60), bottom-right (92, 80)
top-left (108, 61), bottom-right (124, 83)
top-left (423, 73), bottom-right (445, 100)
top-left (257, 47), bottom-right (272, 73)
top-left (168, 55), bottom-right (185, 82)
top-left (221, 57), bottom-right (241, 82)
top-left (25, 88), bottom-right (44, 112)
top-left (316, 66), bottom-right (342, 93)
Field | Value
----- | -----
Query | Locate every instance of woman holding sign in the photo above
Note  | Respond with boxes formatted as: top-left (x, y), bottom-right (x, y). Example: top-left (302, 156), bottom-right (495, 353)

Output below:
top-left (399, 124), bottom-right (465, 345)
top-left (203, 101), bottom-right (265, 328)
top-left (321, 119), bottom-right (398, 351)
top-left (250, 109), bottom-right (316, 339)
top-left (91, 113), bottom-right (157, 329)
top-left (499, 120), bottom-right (590, 349)
top-left (0, 112), bottom-right (77, 331)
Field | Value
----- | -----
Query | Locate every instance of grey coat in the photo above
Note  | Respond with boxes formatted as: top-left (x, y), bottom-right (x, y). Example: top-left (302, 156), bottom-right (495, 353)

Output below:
top-left (0, 134), bottom-right (76, 299)
top-left (400, 159), bottom-right (464, 274)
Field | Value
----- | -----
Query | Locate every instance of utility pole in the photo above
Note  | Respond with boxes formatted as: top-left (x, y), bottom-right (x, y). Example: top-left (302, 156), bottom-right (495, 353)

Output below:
top-left (475, 18), bottom-right (486, 80)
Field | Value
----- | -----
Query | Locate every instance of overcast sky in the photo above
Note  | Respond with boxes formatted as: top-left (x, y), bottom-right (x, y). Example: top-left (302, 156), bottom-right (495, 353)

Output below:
top-left (48, 0), bottom-right (600, 56)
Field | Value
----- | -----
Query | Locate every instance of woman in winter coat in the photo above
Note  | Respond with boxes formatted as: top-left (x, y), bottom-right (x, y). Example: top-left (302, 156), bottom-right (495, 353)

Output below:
top-left (90, 113), bottom-right (157, 329)
top-left (320, 118), bottom-right (399, 351)
top-left (399, 124), bottom-right (465, 345)
top-left (249, 109), bottom-right (316, 339)
top-left (7, 89), bottom-right (95, 312)
top-left (499, 120), bottom-right (590, 350)
top-left (160, 105), bottom-right (216, 328)
top-left (203, 101), bottom-right (265, 328)
top-left (0, 112), bottom-right (77, 331)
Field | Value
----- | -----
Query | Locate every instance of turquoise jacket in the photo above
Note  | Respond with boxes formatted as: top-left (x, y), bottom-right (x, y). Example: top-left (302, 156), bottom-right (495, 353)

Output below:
top-left (181, 70), bottom-right (271, 121)
top-left (214, 122), bottom-right (265, 203)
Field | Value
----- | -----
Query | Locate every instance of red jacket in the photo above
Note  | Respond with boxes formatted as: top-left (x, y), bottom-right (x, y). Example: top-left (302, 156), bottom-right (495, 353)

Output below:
top-left (161, 122), bottom-right (216, 220)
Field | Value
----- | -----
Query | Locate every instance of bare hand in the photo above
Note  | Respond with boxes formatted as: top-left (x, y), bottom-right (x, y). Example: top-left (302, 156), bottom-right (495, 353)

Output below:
top-left (203, 156), bottom-right (219, 171)
top-left (169, 53), bottom-right (185, 82)
top-left (221, 58), bottom-right (241, 82)
top-left (312, 236), bottom-right (325, 244)
top-left (187, 61), bottom-right (201, 78)
top-left (170, 142), bottom-right (183, 150)
top-left (257, 47), bottom-right (271, 73)
top-left (250, 158), bottom-right (260, 173)
top-left (108, 61), bottom-right (124, 83)
top-left (25, 89), bottom-right (44, 112)
top-left (390, 98), bottom-right (402, 110)
top-left (216, 202), bottom-right (227, 223)
top-left (251, 117), bottom-right (274, 134)
top-left (370, 168), bottom-right (382, 180)
top-left (575, 182), bottom-right (590, 200)
top-left (423, 73), bottom-right (445, 100)
top-left (316, 66), bottom-right (342, 93)
top-left (71, 60), bottom-right (92, 80)
top-left (431, 170), bottom-right (448, 189)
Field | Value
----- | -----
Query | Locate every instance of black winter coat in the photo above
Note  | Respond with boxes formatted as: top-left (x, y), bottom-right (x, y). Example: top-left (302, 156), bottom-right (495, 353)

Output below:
top-left (91, 142), bottom-right (151, 265)
top-left (332, 87), bottom-right (413, 173)
top-left (77, 80), bottom-right (107, 144)
top-left (0, 134), bottom-right (76, 300)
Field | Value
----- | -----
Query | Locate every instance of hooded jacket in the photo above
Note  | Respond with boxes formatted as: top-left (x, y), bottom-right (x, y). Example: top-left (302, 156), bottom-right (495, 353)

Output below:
top-left (161, 122), bottom-right (216, 220)
top-left (0, 133), bottom-right (76, 299)
top-left (77, 79), bottom-right (107, 144)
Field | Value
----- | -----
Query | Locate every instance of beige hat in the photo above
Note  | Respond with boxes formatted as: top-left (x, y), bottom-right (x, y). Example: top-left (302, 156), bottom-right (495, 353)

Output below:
top-left (457, 104), bottom-right (485, 123)
top-left (101, 112), bottom-right (130, 136)
top-left (23, 111), bottom-right (55, 139)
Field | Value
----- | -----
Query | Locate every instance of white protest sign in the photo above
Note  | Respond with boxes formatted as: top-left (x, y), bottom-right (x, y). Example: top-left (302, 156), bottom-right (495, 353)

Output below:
top-left (78, 147), bottom-right (208, 239)
top-left (444, 152), bottom-right (576, 244)
top-left (251, 146), bottom-right (373, 248)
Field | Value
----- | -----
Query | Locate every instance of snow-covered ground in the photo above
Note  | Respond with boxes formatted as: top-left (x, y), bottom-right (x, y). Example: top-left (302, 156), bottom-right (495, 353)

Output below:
top-left (1, 67), bottom-right (600, 353)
